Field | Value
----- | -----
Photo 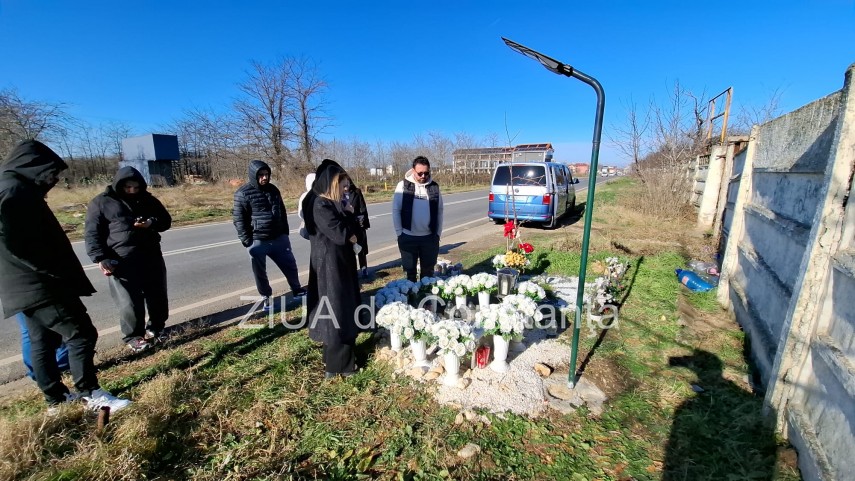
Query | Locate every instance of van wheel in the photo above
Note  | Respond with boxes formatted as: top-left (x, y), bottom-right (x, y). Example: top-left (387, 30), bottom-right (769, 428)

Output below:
top-left (493, 218), bottom-right (504, 225)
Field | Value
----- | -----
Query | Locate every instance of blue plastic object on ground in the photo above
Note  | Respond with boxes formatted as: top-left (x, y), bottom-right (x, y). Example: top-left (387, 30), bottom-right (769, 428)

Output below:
top-left (675, 269), bottom-right (715, 292)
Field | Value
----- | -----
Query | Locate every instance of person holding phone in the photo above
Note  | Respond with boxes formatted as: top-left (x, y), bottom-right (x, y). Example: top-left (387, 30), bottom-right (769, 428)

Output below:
top-left (85, 166), bottom-right (172, 352)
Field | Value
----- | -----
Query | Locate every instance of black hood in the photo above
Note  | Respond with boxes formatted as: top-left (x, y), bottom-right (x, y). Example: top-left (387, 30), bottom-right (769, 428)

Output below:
top-left (1, 139), bottom-right (67, 190)
top-left (302, 159), bottom-right (345, 236)
top-left (111, 166), bottom-right (148, 194)
top-left (311, 158), bottom-right (345, 196)
top-left (247, 160), bottom-right (271, 189)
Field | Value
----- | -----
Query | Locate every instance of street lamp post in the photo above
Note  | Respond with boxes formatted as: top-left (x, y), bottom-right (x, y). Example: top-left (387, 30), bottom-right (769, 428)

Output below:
top-left (502, 37), bottom-right (605, 388)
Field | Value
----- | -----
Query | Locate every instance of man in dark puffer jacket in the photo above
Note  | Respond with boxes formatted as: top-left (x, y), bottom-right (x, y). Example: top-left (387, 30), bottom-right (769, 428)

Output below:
top-left (0, 139), bottom-right (130, 413)
top-left (85, 166), bottom-right (172, 352)
top-left (233, 160), bottom-right (306, 310)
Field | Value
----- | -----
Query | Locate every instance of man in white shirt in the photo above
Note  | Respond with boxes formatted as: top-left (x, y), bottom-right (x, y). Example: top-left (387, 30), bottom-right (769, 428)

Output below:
top-left (392, 156), bottom-right (444, 282)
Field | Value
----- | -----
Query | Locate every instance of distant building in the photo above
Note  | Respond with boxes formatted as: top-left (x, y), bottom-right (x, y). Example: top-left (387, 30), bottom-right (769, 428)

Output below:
top-left (568, 162), bottom-right (590, 176)
top-left (452, 143), bottom-right (554, 174)
top-left (120, 134), bottom-right (179, 186)
top-left (369, 165), bottom-right (394, 176)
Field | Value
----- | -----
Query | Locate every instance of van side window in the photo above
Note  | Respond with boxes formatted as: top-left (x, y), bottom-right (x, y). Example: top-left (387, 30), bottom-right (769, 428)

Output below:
top-left (554, 167), bottom-right (565, 186)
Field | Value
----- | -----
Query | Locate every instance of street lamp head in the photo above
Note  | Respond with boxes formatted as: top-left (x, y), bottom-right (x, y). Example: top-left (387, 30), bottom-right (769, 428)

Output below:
top-left (502, 37), bottom-right (573, 77)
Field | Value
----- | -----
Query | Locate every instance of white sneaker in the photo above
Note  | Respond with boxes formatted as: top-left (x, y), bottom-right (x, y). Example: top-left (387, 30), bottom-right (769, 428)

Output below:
top-left (82, 389), bottom-right (132, 413)
top-left (46, 391), bottom-right (80, 416)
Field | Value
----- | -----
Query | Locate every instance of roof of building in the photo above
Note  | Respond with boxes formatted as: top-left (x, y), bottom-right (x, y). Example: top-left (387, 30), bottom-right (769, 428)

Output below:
top-left (453, 143), bottom-right (553, 155)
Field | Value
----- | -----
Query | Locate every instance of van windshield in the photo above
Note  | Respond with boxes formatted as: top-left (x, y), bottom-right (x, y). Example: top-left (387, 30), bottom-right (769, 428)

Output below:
top-left (493, 165), bottom-right (547, 186)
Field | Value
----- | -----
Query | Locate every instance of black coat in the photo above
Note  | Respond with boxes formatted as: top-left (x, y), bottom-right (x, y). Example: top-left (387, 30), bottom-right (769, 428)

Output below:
top-left (233, 160), bottom-right (290, 247)
top-left (305, 161), bottom-right (361, 345)
top-left (0, 140), bottom-right (95, 317)
top-left (84, 166), bottom-right (172, 263)
top-left (349, 185), bottom-right (370, 255)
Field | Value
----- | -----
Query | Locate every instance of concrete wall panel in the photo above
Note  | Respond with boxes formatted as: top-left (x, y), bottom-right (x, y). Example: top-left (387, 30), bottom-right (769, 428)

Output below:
top-left (736, 245), bottom-right (790, 341)
top-left (743, 204), bottom-right (811, 291)
top-left (802, 344), bottom-right (855, 478)
top-left (752, 171), bottom-right (828, 226)
top-left (752, 92), bottom-right (842, 172)
top-left (828, 263), bottom-right (855, 360)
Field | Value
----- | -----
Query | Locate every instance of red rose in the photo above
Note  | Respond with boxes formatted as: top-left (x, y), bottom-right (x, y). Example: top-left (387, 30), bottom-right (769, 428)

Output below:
top-left (503, 221), bottom-right (516, 238)
top-left (519, 243), bottom-right (534, 254)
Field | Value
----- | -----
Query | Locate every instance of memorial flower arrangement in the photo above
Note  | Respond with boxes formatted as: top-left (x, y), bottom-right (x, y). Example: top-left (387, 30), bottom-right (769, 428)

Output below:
top-left (515, 281), bottom-right (546, 301)
top-left (475, 303), bottom-right (527, 340)
top-left (431, 274), bottom-right (472, 300)
top-left (418, 276), bottom-right (442, 296)
top-left (375, 279), bottom-right (421, 308)
top-left (468, 272), bottom-right (498, 295)
top-left (375, 302), bottom-right (412, 336)
top-left (429, 318), bottom-right (476, 357)
top-left (492, 222), bottom-right (535, 272)
top-left (408, 307), bottom-right (438, 342)
top-left (501, 294), bottom-right (543, 325)
top-left (587, 257), bottom-right (629, 314)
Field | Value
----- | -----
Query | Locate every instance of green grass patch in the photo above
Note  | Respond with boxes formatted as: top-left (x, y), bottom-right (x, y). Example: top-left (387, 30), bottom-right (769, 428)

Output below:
top-left (0, 230), bottom-right (800, 480)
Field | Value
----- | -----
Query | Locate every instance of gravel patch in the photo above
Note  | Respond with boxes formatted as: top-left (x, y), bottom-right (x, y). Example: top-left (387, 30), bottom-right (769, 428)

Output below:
top-left (433, 329), bottom-right (573, 416)
top-left (376, 274), bottom-right (608, 417)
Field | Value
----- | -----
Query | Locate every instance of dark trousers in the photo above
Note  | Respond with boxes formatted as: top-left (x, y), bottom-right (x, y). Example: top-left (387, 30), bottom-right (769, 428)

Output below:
top-left (108, 254), bottom-right (169, 343)
top-left (247, 235), bottom-right (302, 297)
top-left (323, 336), bottom-right (356, 374)
top-left (23, 297), bottom-right (100, 404)
top-left (397, 233), bottom-right (440, 282)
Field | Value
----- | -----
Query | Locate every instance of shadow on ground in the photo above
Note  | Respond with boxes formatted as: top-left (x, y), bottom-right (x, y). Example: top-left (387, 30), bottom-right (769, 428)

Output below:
top-left (664, 349), bottom-right (780, 480)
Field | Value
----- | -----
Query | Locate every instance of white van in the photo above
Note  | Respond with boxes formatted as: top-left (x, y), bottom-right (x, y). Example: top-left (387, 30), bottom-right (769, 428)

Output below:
top-left (487, 162), bottom-right (578, 228)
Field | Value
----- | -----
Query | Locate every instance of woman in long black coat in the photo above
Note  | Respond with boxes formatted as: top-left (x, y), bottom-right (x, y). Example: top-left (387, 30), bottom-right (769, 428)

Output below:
top-left (302, 160), bottom-right (362, 377)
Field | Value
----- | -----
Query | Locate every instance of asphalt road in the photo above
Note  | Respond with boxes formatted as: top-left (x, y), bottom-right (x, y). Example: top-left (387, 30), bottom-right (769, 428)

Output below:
top-left (0, 176), bottom-right (604, 381)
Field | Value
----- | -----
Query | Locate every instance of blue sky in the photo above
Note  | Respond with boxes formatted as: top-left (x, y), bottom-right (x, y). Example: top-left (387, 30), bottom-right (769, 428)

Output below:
top-left (1, 0), bottom-right (853, 166)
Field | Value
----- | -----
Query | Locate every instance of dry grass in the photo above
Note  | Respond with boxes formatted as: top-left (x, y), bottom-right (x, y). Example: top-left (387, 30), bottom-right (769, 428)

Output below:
top-left (0, 177), bottom-right (801, 480)
top-left (555, 176), bottom-right (712, 260)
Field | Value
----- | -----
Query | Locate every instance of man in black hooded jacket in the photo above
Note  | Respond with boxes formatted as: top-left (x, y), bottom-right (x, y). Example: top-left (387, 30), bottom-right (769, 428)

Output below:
top-left (0, 139), bottom-right (130, 413)
top-left (85, 166), bottom-right (172, 352)
top-left (233, 160), bottom-right (306, 310)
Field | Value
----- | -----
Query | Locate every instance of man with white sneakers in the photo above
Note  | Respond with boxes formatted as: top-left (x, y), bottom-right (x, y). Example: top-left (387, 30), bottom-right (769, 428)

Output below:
top-left (0, 140), bottom-right (131, 414)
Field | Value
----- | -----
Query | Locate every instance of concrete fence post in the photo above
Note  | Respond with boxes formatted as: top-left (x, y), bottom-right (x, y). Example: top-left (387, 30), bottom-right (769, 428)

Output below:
top-left (697, 145), bottom-right (726, 230)
top-left (717, 126), bottom-right (758, 310)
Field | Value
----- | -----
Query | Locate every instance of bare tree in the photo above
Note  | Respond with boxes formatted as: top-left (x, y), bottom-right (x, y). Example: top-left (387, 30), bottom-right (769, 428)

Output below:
top-left (234, 59), bottom-right (294, 166)
top-left (102, 120), bottom-right (134, 159)
top-left (609, 81), bottom-right (712, 217)
top-left (167, 107), bottom-right (246, 181)
top-left (286, 57), bottom-right (331, 166)
top-left (732, 87), bottom-right (783, 134)
top-left (646, 80), bottom-right (707, 170)
top-left (609, 96), bottom-right (650, 167)
top-left (234, 56), bottom-right (330, 170)
top-left (0, 87), bottom-right (73, 156)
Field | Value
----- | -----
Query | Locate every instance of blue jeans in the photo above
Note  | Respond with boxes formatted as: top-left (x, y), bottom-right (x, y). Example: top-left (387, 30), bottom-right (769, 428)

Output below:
top-left (247, 234), bottom-right (303, 297)
top-left (16, 312), bottom-right (70, 381)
